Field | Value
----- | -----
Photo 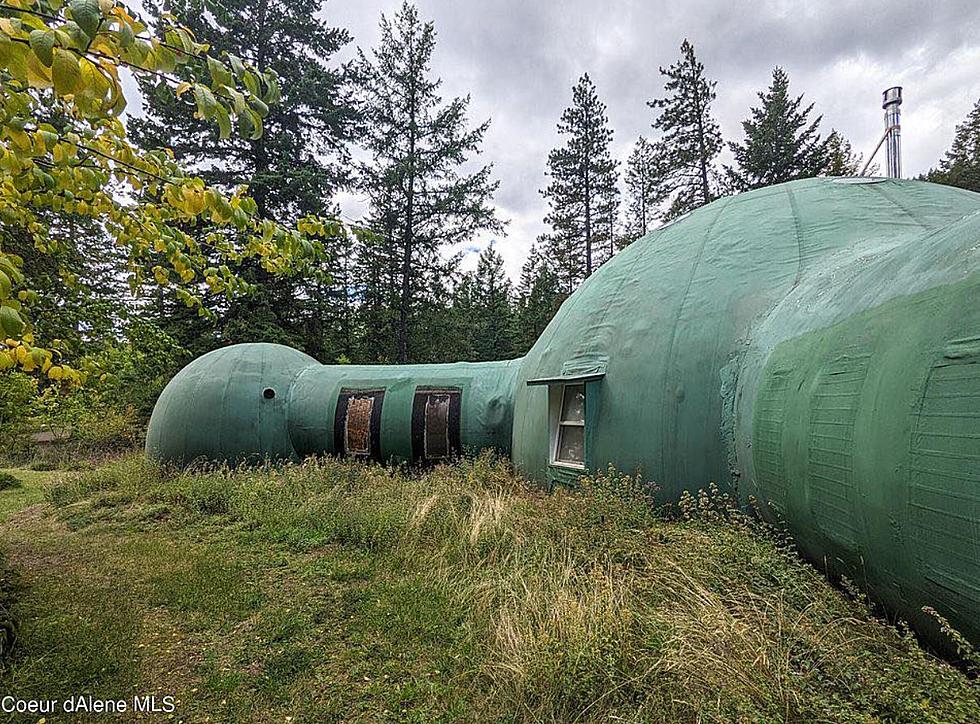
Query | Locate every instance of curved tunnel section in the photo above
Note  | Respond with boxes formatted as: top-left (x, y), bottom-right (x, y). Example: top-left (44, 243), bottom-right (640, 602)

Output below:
top-left (736, 210), bottom-right (980, 649)
top-left (285, 359), bottom-right (522, 463)
top-left (147, 350), bottom-right (521, 467)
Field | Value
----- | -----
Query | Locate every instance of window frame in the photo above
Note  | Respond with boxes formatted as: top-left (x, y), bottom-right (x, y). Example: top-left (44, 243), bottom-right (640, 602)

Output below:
top-left (551, 382), bottom-right (587, 469)
top-left (411, 386), bottom-right (463, 464)
top-left (334, 388), bottom-right (386, 461)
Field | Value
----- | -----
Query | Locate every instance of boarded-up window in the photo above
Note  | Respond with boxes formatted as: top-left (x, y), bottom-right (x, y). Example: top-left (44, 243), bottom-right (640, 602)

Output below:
top-left (334, 389), bottom-right (385, 460)
top-left (412, 387), bottom-right (461, 463)
top-left (424, 394), bottom-right (451, 458)
top-left (345, 397), bottom-right (374, 455)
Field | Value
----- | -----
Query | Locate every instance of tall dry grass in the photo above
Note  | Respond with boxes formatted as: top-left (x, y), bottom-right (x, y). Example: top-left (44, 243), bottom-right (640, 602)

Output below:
top-left (47, 453), bottom-right (980, 722)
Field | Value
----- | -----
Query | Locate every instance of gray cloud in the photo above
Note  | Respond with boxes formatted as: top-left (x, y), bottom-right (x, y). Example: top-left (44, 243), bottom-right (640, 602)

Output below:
top-left (325, 0), bottom-right (980, 279)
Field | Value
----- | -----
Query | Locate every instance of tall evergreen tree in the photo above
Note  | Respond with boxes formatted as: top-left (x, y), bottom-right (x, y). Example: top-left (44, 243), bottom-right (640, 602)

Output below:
top-left (514, 243), bottom-right (563, 352)
top-left (455, 245), bottom-right (516, 361)
top-left (624, 136), bottom-right (667, 240)
top-left (926, 98), bottom-right (980, 193)
top-left (356, 1), bottom-right (502, 363)
top-left (597, 180), bottom-right (622, 265)
top-left (648, 40), bottom-right (722, 219)
top-left (541, 74), bottom-right (619, 290)
top-left (130, 0), bottom-right (357, 359)
top-left (727, 67), bottom-right (830, 190)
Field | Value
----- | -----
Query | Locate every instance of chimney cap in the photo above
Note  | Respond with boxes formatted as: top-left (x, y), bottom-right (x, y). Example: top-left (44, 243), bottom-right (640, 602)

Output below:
top-left (882, 86), bottom-right (903, 109)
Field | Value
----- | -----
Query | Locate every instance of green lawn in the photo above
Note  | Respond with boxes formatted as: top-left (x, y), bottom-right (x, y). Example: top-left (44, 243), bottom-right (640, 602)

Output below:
top-left (0, 469), bottom-right (49, 524)
top-left (0, 456), bottom-right (977, 722)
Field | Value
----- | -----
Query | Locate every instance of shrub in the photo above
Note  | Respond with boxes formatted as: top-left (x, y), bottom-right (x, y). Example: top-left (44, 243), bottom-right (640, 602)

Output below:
top-left (0, 472), bottom-right (20, 491)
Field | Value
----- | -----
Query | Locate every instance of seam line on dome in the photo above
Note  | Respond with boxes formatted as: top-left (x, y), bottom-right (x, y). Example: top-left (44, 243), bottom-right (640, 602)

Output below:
top-left (658, 196), bottom-right (732, 476)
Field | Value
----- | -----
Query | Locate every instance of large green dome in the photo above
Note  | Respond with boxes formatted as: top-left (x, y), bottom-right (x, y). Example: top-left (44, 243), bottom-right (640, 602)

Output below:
top-left (513, 178), bottom-right (980, 495)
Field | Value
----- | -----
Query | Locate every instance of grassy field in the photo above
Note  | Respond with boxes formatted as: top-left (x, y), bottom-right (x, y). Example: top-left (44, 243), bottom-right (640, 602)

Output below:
top-left (0, 454), bottom-right (977, 722)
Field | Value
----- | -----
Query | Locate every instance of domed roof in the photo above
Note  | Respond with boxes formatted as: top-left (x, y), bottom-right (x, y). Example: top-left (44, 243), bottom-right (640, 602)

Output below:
top-left (146, 342), bottom-right (318, 465)
top-left (512, 178), bottom-right (980, 494)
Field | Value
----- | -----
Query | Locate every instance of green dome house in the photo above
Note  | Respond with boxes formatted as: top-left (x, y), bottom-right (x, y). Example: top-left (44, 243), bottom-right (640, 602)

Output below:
top-left (148, 177), bottom-right (980, 649)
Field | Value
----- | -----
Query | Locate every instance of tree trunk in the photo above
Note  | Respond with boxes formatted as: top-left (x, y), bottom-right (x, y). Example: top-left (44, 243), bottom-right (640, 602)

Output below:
top-left (397, 45), bottom-right (418, 364)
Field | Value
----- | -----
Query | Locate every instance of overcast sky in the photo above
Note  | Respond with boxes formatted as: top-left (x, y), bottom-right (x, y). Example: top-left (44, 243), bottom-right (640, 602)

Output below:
top-left (324, 0), bottom-right (980, 281)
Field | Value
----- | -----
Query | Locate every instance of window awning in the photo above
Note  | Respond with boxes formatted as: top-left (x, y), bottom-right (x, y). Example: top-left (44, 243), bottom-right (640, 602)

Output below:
top-left (526, 356), bottom-right (607, 386)
top-left (526, 371), bottom-right (605, 386)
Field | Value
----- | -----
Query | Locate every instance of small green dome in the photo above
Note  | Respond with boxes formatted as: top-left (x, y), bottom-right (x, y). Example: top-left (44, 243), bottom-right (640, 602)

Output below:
top-left (145, 342), bottom-right (318, 465)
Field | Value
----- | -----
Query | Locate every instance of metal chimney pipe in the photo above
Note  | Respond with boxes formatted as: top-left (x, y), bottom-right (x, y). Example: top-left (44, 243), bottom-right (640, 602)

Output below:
top-left (882, 86), bottom-right (902, 178)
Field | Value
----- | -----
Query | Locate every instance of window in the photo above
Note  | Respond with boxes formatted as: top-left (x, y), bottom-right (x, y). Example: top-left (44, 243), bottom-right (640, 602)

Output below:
top-left (412, 387), bottom-right (462, 463)
top-left (345, 396), bottom-right (374, 455)
top-left (334, 389), bottom-right (385, 460)
top-left (553, 383), bottom-right (586, 467)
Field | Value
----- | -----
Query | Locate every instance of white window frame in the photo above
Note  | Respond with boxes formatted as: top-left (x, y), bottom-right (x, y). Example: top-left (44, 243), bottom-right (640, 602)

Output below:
top-left (550, 383), bottom-right (586, 469)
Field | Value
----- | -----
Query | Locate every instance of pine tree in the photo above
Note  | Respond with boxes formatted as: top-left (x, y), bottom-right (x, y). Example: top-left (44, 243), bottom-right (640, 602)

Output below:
top-left (541, 74), bottom-right (619, 289)
top-left (624, 136), bottom-right (667, 240)
top-left (824, 129), bottom-right (867, 176)
top-left (727, 67), bottom-right (830, 190)
top-left (926, 98), bottom-right (980, 193)
top-left (648, 40), bottom-right (722, 218)
top-left (356, 1), bottom-right (502, 363)
top-left (130, 0), bottom-right (357, 359)
top-left (473, 245), bottom-right (516, 361)
top-left (515, 243), bottom-right (563, 352)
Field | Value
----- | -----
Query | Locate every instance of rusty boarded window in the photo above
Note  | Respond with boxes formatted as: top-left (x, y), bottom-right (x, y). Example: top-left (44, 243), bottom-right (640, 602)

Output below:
top-left (412, 387), bottom-right (461, 463)
top-left (334, 389), bottom-right (385, 460)
top-left (424, 394), bottom-right (451, 458)
top-left (345, 397), bottom-right (374, 455)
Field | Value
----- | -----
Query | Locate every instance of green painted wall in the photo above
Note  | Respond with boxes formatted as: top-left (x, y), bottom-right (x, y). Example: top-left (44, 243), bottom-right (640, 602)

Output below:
top-left (145, 343), bottom-right (318, 466)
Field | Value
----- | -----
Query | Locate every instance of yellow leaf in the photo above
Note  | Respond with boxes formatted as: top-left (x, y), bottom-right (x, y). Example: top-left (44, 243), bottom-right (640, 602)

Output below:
top-left (52, 48), bottom-right (81, 96)
top-left (26, 51), bottom-right (53, 88)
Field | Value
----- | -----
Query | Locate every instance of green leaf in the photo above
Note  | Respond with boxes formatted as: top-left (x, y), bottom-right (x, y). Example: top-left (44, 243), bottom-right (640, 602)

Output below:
top-left (248, 96), bottom-right (269, 118)
top-left (117, 22), bottom-right (135, 48)
top-left (60, 21), bottom-right (90, 51)
top-left (237, 108), bottom-right (254, 139)
top-left (207, 55), bottom-right (232, 88)
top-left (192, 84), bottom-right (218, 119)
top-left (29, 29), bottom-right (55, 68)
top-left (215, 104), bottom-right (231, 140)
top-left (247, 109), bottom-right (263, 140)
top-left (242, 70), bottom-right (259, 96)
top-left (0, 305), bottom-right (25, 338)
top-left (52, 48), bottom-right (81, 96)
top-left (0, 270), bottom-right (10, 300)
top-left (226, 53), bottom-right (245, 78)
top-left (69, 0), bottom-right (102, 41)
top-left (238, 108), bottom-right (263, 140)
top-left (261, 74), bottom-right (281, 105)
top-left (154, 44), bottom-right (177, 74)
top-left (0, 36), bottom-right (30, 83)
